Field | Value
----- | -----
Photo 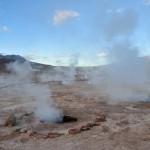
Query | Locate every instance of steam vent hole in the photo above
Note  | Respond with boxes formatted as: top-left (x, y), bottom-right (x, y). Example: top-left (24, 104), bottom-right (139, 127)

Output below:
top-left (61, 115), bottom-right (77, 123)
top-left (40, 115), bottom-right (78, 124)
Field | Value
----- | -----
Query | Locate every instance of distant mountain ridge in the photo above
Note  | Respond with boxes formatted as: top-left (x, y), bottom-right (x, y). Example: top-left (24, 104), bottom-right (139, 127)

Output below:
top-left (0, 54), bottom-right (149, 73)
top-left (0, 54), bottom-right (54, 72)
top-left (0, 54), bottom-right (26, 62)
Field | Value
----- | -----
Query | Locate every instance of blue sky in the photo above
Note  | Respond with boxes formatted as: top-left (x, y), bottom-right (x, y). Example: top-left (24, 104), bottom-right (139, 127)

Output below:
top-left (0, 0), bottom-right (150, 66)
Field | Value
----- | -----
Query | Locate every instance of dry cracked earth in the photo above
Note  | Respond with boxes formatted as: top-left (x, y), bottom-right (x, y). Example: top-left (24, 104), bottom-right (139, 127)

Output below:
top-left (0, 82), bottom-right (150, 150)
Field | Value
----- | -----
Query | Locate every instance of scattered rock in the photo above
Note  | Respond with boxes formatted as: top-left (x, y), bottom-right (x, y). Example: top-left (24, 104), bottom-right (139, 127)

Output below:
top-left (68, 128), bottom-right (80, 134)
top-left (125, 106), bottom-right (138, 111)
top-left (93, 122), bottom-right (101, 126)
top-left (24, 112), bottom-right (33, 116)
top-left (142, 135), bottom-right (150, 141)
top-left (69, 122), bottom-right (101, 134)
top-left (47, 132), bottom-right (63, 138)
top-left (91, 135), bottom-right (98, 138)
top-left (14, 127), bottom-right (21, 132)
top-left (27, 130), bottom-right (36, 136)
top-left (4, 114), bottom-right (17, 126)
top-left (86, 123), bottom-right (94, 128)
top-left (95, 112), bottom-right (106, 122)
top-left (80, 125), bottom-right (91, 131)
top-left (20, 128), bottom-right (28, 133)
top-left (41, 135), bottom-right (48, 139)
top-left (116, 120), bottom-right (129, 126)
top-left (86, 122), bottom-right (101, 127)
top-left (95, 118), bottom-right (103, 122)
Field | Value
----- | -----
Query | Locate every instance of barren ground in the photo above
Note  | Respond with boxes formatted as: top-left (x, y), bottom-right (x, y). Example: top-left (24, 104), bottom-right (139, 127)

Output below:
top-left (0, 82), bottom-right (150, 150)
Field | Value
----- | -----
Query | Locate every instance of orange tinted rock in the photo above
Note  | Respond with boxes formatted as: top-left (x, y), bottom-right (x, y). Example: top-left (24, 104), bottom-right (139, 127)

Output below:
top-left (99, 112), bottom-right (106, 121)
top-left (47, 132), bottom-right (62, 138)
top-left (68, 128), bottom-right (80, 134)
top-left (95, 112), bottom-right (106, 122)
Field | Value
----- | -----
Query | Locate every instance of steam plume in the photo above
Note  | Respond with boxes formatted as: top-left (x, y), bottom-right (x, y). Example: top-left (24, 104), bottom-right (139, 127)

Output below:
top-left (2, 61), bottom-right (62, 122)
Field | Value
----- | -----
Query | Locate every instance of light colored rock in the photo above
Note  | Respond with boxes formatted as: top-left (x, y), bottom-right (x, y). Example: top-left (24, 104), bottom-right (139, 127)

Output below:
top-left (80, 125), bottom-right (90, 131)
top-left (27, 130), bottom-right (36, 136)
top-left (20, 128), bottom-right (28, 133)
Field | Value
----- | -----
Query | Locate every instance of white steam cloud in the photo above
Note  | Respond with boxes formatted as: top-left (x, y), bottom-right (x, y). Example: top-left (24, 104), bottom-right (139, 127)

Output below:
top-left (2, 61), bottom-right (62, 122)
top-left (106, 40), bottom-right (149, 102)
top-left (76, 9), bottom-right (150, 103)
top-left (104, 9), bottom-right (138, 40)
top-left (102, 9), bottom-right (150, 102)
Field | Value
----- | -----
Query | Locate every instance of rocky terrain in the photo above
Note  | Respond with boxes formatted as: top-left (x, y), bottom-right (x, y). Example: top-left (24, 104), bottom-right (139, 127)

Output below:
top-left (0, 56), bottom-right (150, 150)
top-left (0, 81), bottom-right (150, 150)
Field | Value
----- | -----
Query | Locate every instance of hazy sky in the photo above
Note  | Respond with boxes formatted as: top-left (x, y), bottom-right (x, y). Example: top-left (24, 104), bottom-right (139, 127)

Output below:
top-left (0, 0), bottom-right (150, 66)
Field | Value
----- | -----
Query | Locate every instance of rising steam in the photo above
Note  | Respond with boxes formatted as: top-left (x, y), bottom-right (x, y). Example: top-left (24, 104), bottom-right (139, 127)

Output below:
top-left (1, 61), bottom-right (62, 123)
top-left (93, 9), bottom-right (150, 102)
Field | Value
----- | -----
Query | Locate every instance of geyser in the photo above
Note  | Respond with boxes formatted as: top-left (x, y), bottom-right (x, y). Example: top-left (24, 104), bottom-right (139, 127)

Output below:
top-left (4, 61), bottom-right (62, 123)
